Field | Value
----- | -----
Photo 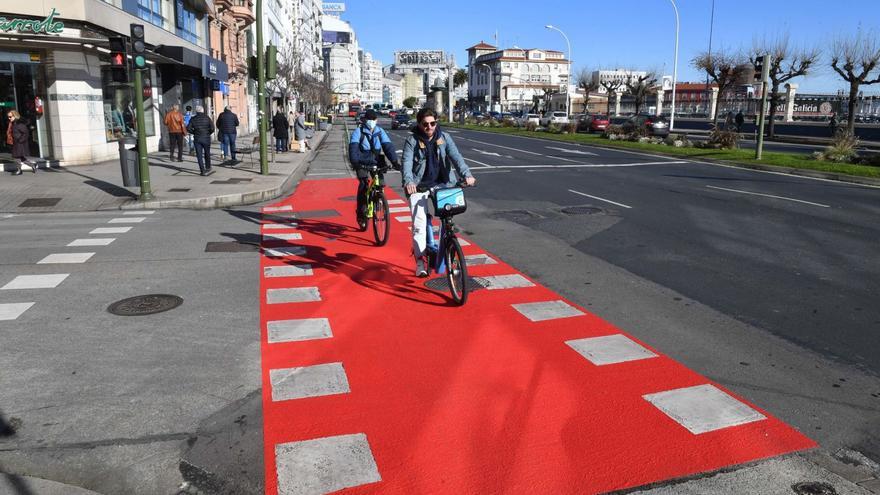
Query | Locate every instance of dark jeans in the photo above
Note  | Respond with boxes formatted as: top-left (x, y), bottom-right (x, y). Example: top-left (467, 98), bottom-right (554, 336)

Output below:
top-left (194, 138), bottom-right (211, 173)
top-left (276, 137), bottom-right (288, 151)
top-left (220, 132), bottom-right (237, 160)
top-left (168, 132), bottom-right (184, 160)
top-left (355, 167), bottom-right (377, 219)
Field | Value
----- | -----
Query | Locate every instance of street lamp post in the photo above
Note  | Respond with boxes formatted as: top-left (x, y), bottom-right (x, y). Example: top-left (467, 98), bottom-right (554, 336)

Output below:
top-left (545, 24), bottom-right (571, 117)
top-left (667, 0), bottom-right (680, 131)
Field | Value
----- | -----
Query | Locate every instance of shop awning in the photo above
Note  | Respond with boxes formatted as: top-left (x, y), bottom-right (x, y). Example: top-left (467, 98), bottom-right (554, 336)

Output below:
top-left (154, 45), bottom-right (203, 69)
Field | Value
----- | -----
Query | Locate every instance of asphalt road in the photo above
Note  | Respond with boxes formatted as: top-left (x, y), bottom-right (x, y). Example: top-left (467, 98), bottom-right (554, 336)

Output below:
top-left (383, 119), bottom-right (880, 462)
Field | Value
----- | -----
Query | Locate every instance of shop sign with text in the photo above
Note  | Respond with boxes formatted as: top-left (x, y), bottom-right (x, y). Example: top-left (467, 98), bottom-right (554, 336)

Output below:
top-left (0, 9), bottom-right (64, 35)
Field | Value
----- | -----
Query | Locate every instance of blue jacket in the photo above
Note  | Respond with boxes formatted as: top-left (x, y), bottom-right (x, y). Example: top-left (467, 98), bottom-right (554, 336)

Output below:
top-left (349, 125), bottom-right (397, 169)
top-left (401, 129), bottom-right (472, 188)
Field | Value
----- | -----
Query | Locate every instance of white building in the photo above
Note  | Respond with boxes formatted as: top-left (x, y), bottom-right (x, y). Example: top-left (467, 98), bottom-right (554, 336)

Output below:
top-left (592, 69), bottom-right (648, 94)
top-left (295, 0), bottom-right (324, 84)
top-left (360, 51), bottom-right (383, 105)
top-left (322, 15), bottom-right (361, 105)
top-left (382, 74), bottom-right (403, 108)
top-left (467, 41), bottom-right (571, 113)
top-left (388, 50), bottom-right (450, 97)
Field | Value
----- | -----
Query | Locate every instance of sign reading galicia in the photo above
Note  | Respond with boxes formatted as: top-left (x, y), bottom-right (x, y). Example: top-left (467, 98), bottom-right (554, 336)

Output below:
top-left (0, 9), bottom-right (64, 34)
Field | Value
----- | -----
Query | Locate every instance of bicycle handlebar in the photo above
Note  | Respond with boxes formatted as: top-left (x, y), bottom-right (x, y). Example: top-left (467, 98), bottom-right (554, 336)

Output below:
top-left (416, 180), bottom-right (474, 194)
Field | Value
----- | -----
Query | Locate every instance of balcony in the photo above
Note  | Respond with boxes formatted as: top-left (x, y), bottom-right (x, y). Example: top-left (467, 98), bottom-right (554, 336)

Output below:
top-left (229, 0), bottom-right (255, 25)
top-left (214, 0), bottom-right (233, 9)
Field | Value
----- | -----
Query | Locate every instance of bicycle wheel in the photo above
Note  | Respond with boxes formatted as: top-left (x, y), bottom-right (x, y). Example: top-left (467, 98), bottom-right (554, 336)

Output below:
top-left (372, 193), bottom-right (390, 246)
top-left (445, 236), bottom-right (468, 305)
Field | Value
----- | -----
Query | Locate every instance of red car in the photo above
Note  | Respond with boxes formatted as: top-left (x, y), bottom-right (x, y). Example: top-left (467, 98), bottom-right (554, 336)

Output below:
top-left (389, 110), bottom-right (398, 119)
top-left (579, 114), bottom-right (610, 133)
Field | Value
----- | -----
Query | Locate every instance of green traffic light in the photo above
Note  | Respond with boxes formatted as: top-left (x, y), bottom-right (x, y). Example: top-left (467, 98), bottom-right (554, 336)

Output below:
top-left (135, 55), bottom-right (146, 68)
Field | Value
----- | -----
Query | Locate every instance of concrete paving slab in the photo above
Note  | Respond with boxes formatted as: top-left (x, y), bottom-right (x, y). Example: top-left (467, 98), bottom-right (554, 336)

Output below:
top-left (266, 287), bottom-right (321, 304)
top-left (269, 362), bottom-right (350, 401)
top-left (268, 318), bottom-right (333, 343)
top-left (644, 384), bottom-right (766, 434)
top-left (512, 300), bottom-right (585, 322)
top-left (274, 433), bottom-right (380, 495)
top-left (263, 265), bottom-right (314, 278)
top-left (566, 334), bottom-right (659, 366)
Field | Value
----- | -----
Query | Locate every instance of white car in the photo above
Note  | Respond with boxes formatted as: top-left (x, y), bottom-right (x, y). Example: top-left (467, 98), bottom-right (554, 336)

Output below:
top-left (540, 111), bottom-right (570, 126)
top-left (518, 113), bottom-right (540, 126)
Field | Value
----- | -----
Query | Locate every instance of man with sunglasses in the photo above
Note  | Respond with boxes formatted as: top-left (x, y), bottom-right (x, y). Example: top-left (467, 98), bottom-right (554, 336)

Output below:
top-left (349, 109), bottom-right (400, 230)
top-left (402, 108), bottom-right (476, 277)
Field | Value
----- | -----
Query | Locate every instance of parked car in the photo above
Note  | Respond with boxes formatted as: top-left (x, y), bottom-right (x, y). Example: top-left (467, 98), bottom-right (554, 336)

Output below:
top-left (391, 114), bottom-right (413, 130)
top-left (621, 114), bottom-right (669, 137)
top-left (540, 111), bottom-right (570, 126)
top-left (578, 114), bottom-right (610, 133)
top-left (487, 111), bottom-right (502, 120)
top-left (388, 110), bottom-right (398, 119)
top-left (518, 113), bottom-right (540, 126)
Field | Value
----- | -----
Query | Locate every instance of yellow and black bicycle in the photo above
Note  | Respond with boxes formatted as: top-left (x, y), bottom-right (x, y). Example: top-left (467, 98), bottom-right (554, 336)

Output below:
top-left (361, 165), bottom-right (390, 246)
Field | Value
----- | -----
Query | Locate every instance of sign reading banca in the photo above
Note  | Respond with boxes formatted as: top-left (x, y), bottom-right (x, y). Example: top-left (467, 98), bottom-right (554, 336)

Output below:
top-left (322, 2), bottom-right (346, 14)
top-left (395, 50), bottom-right (446, 68)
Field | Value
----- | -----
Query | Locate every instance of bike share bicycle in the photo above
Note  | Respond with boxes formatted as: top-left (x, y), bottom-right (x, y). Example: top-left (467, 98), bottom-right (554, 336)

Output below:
top-left (417, 181), bottom-right (473, 305)
top-left (360, 164), bottom-right (391, 246)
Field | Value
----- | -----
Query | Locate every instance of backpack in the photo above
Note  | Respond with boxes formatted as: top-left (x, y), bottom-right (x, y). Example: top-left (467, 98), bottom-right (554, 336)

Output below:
top-left (358, 126), bottom-right (387, 169)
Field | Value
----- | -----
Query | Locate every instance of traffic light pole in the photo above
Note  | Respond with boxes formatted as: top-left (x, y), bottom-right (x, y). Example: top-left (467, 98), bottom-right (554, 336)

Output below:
top-left (133, 66), bottom-right (152, 200)
top-left (256, 0), bottom-right (268, 175)
top-left (754, 54), bottom-right (771, 161)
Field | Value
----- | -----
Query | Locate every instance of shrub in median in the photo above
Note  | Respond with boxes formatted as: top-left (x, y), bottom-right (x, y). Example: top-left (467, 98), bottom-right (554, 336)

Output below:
top-left (565, 122), bottom-right (578, 134)
top-left (817, 132), bottom-right (859, 163)
top-left (603, 124), bottom-right (625, 139)
top-left (525, 121), bottom-right (538, 132)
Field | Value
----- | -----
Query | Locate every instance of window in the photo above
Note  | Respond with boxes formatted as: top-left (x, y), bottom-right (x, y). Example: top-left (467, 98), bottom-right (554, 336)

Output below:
top-left (138, 0), bottom-right (163, 26)
top-left (175, 0), bottom-right (199, 44)
top-left (101, 65), bottom-right (155, 142)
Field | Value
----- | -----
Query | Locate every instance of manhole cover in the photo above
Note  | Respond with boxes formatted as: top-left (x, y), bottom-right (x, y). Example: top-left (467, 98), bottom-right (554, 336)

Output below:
top-left (338, 195), bottom-right (357, 201)
top-left (424, 276), bottom-right (487, 292)
top-left (168, 188), bottom-right (191, 192)
top-left (108, 294), bottom-right (183, 316)
top-left (792, 482), bottom-right (838, 495)
top-left (561, 206), bottom-right (604, 215)
top-left (205, 241), bottom-right (259, 253)
top-left (19, 197), bottom-right (61, 207)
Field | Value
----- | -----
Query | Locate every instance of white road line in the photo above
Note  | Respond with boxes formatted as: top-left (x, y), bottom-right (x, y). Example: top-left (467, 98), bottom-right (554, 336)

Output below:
top-left (689, 159), bottom-right (880, 190)
top-left (308, 172), bottom-right (348, 176)
top-left (546, 146), bottom-right (597, 156)
top-left (545, 155), bottom-right (581, 163)
top-left (108, 217), bottom-right (145, 223)
top-left (0, 302), bottom-right (35, 320)
top-left (38, 253), bottom-right (95, 264)
top-left (68, 238), bottom-right (115, 247)
top-left (490, 161), bottom-right (686, 169)
top-left (2, 274), bottom-right (69, 290)
top-left (464, 157), bottom-right (495, 168)
top-left (568, 189), bottom-right (633, 209)
top-left (705, 185), bottom-right (831, 208)
top-left (465, 138), bottom-right (543, 156)
top-left (124, 210), bottom-right (155, 215)
top-left (91, 227), bottom-right (131, 234)
top-left (262, 205), bottom-right (293, 212)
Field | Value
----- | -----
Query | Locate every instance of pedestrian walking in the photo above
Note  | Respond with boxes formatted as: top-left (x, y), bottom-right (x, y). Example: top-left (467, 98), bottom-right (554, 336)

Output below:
top-left (725, 111), bottom-right (735, 130)
top-left (272, 110), bottom-right (289, 152)
top-left (163, 104), bottom-right (186, 162)
top-left (287, 111), bottom-right (296, 150)
top-left (294, 110), bottom-right (308, 153)
top-left (216, 106), bottom-right (239, 163)
top-left (7, 110), bottom-right (34, 175)
top-left (735, 110), bottom-right (745, 132)
top-left (183, 105), bottom-right (194, 154)
top-left (186, 105), bottom-right (215, 176)
top-left (829, 113), bottom-right (838, 137)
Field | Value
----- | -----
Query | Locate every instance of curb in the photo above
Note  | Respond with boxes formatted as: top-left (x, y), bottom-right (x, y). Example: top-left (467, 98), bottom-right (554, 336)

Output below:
top-left (447, 125), bottom-right (880, 188)
top-left (119, 131), bottom-right (328, 210)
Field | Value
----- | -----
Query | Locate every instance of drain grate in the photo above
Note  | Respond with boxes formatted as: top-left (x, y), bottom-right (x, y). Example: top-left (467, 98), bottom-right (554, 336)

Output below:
top-left (424, 276), bottom-right (487, 292)
top-left (791, 482), bottom-right (837, 495)
top-left (205, 241), bottom-right (259, 253)
top-left (560, 206), bottom-right (604, 215)
top-left (19, 198), bottom-right (61, 207)
top-left (108, 294), bottom-right (183, 316)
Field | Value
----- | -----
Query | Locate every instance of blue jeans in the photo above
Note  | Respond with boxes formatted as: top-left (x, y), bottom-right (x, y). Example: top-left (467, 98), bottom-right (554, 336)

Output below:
top-left (194, 139), bottom-right (211, 173)
top-left (276, 138), bottom-right (288, 151)
top-left (220, 132), bottom-right (237, 160)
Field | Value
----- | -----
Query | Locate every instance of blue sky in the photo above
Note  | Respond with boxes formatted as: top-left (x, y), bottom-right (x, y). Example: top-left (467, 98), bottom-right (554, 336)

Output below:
top-left (341, 0), bottom-right (879, 93)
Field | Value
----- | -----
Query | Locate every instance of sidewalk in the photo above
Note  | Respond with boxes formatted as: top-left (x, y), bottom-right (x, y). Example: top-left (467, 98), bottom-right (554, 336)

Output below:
top-left (0, 130), bottom-right (329, 213)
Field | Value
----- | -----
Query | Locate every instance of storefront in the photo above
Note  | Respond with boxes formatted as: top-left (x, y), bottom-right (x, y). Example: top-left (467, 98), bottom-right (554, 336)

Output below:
top-left (0, 51), bottom-right (49, 159)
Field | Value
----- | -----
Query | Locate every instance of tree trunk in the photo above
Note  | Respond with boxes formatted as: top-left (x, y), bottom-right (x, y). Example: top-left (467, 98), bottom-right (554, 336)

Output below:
top-left (847, 81), bottom-right (858, 136)
top-left (767, 82), bottom-right (781, 138)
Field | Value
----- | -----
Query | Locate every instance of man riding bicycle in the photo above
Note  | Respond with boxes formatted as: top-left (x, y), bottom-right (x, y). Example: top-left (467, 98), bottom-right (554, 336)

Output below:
top-left (401, 108), bottom-right (476, 277)
top-left (349, 109), bottom-right (400, 229)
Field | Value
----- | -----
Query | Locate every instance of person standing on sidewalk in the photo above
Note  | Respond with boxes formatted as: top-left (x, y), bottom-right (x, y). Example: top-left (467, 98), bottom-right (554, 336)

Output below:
top-left (735, 110), bottom-right (745, 132)
top-left (186, 105), bottom-right (215, 176)
top-left (216, 106), bottom-right (239, 163)
top-left (294, 110), bottom-right (308, 153)
top-left (183, 105), bottom-right (194, 154)
top-left (163, 104), bottom-right (186, 162)
top-left (287, 111), bottom-right (296, 150)
top-left (272, 110), bottom-right (289, 152)
top-left (829, 113), bottom-right (838, 137)
top-left (7, 110), bottom-right (34, 175)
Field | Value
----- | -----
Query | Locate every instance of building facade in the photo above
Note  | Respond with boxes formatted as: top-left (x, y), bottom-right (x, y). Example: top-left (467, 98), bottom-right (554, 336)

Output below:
top-left (388, 49), bottom-right (449, 98)
top-left (382, 73), bottom-right (402, 108)
top-left (467, 42), bottom-right (570, 113)
top-left (592, 69), bottom-right (648, 94)
top-left (1, 0), bottom-right (228, 166)
top-left (321, 15), bottom-right (360, 107)
top-left (207, 0), bottom-right (254, 138)
top-left (359, 50), bottom-right (382, 105)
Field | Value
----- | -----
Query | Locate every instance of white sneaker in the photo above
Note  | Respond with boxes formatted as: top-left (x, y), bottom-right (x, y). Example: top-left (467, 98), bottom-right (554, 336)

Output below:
top-left (415, 257), bottom-right (428, 277)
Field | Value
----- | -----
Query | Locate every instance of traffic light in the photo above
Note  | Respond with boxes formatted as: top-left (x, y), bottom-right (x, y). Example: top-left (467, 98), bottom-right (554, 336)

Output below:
top-left (130, 23), bottom-right (147, 69)
top-left (248, 55), bottom-right (258, 80)
top-left (108, 36), bottom-right (128, 83)
top-left (754, 55), bottom-right (770, 83)
top-left (265, 45), bottom-right (277, 80)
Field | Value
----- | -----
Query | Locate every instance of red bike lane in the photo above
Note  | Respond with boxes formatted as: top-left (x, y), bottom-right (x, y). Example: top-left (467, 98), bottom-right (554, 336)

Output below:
top-left (259, 177), bottom-right (814, 495)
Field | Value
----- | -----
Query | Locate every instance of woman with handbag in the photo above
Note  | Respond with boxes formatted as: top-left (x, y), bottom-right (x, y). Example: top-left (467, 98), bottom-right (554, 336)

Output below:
top-left (7, 110), bottom-right (34, 175)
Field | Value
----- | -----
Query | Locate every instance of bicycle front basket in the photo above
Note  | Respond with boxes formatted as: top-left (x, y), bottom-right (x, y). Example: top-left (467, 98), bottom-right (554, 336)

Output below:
top-left (433, 187), bottom-right (466, 217)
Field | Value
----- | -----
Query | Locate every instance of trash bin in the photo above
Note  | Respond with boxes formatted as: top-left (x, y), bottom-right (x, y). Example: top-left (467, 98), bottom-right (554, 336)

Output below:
top-left (118, 138), bottom-right (140, 187)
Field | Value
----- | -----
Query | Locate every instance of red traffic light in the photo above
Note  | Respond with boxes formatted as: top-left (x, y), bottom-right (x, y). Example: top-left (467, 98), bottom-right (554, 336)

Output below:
top-left (110, 52), bottom-right (125, 67)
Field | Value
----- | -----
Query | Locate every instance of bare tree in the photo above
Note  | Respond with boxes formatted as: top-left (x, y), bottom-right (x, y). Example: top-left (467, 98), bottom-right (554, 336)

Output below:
top-left (576, 68), bottom-right (598, 113)
top-left (830, 29), bottom-right (880, 135)
top-left (599, 79), bottom-right (622, 116)
top-left (624, 71), bottom-right (658, 115)
top-left (749, 35), bottom-right (821, 137)
top-left (692, 49), bottom-right (748, 124)
top-left (266, 40), bottom-right (302, 113)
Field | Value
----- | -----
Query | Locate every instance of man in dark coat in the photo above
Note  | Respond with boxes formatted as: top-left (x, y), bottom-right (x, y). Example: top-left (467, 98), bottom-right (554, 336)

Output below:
top-left (186, 105), bottom-right (215, 175)
top-left (216, 106), bottom-right (239, 162)
top-left (272, 110), bottom-right (289, 152)
top-left (735, 110), bottom-right (745, 132)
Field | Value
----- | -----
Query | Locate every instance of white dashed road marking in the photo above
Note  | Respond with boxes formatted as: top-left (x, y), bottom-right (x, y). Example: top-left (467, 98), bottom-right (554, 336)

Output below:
top-left (264, 265), bottom-right (314, 278)
top-left (268, 318), bottom-right (333, 343)
top-left (512, 300), bottom-right (585, 322)
top-left (387, 199), bottom-right (406, 205)
top-left (275, 433), bottom-right (381, 495)
top-left (266, 287), bottom-right (321, 304)
top-left (705, 185), bottom-right (831, 208)
top-left (546, 146), bottom-right (597, 156)
top-left (643, 384), bottom-right (766, 434)
top-left (124, 210), bottom-right (155, 215)
top-left (466, 138), bottom-right (543, 156)
top-left (0, 302), bottom-right (35, 321)
top-left (38, 253), bottom-right (95, 264)
top-left (270, 362), bottom-right (350, 401)
top-left (480, 274), bottom-right (535, 290)
top-left (566, 334), bottom-right (658, 366)
top-left (263, 205), bottom-right (294, 212)
top-left (91, 227), bottom-right (132, 234)
top-left (394, 216), bottom-right (412, 223)
top-left (108, 217), bottom-right (145, 223)
top-left (568, 189), bottom-right (633, 209)
top-left (2, 274), bottom-right (69, 290)
top-left (388, 207), bottom-right (409, 213)
top-left (68, 238), bottom-right (115, 247)
top-left (263, 233), bottom-right (303, 241)
top-left (464, 254), bottom-right (497, 265)
top-left (264, 246), bottom-right (308, 257)
top-left (261, 222), bottom-right (298, 230)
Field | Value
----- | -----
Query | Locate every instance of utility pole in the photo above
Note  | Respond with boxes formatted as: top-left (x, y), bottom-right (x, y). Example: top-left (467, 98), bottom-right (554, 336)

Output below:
top-left (755, 54), bottom-right (771, 160)
top-left (256, 0), bottom-right (268, 175)
top-left (446, 54), bottom-right (454, 123)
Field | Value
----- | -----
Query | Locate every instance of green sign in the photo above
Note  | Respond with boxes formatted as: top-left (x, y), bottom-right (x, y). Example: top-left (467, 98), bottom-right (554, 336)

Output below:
top-left (0, 9), bottom-right (65, 35)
